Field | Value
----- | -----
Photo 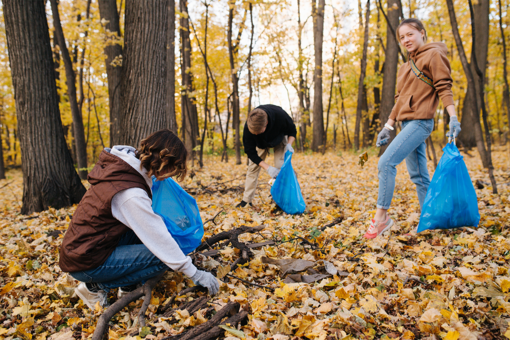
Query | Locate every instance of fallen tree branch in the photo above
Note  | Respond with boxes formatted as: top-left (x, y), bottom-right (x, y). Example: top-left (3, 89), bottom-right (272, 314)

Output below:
top-left (191, 310), bottom-right (249, 340)
top-left (226, 273), bottom-right (275, 292)
top-left (177, 301), bottom-right (240, 340)
top-left (203, 209), bottom-right (224, 225)
top-left (320, 216), bottom-right (344, 231)
top-left (92, 272), bottom-right (165, 340)
top-left (196, 241), bottom-right (275, 257)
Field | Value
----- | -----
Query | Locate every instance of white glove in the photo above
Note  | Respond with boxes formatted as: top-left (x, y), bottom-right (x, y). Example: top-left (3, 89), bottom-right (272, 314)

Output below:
top-left (267, 166), bottom-right (280, 179)
top-left (284, 143), bottom-right (294, 154)
top-left (191, 270), bottom-right (219, 295)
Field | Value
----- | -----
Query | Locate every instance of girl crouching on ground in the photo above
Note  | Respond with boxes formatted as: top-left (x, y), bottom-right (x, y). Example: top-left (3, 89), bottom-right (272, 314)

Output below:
top-left (364, 19), bottom-right (461, 239)
top-left (59, 129), bottom-right (218, 309)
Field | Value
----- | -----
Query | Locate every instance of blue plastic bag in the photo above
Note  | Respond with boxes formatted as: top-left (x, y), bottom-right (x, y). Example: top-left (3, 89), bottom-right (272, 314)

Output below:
top-left (270, 151), bottom-right (306, 214)
top-left (151, 177), bottom-right (204, 254)
top-left (417, 143), bottom-right (480, 232)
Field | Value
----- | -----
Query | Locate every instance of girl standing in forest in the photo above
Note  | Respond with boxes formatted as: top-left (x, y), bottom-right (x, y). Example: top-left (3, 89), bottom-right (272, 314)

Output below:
top-left (59, 129), bottom-right (218, 310)
top-left (364, 19), bottom-right (462, 239)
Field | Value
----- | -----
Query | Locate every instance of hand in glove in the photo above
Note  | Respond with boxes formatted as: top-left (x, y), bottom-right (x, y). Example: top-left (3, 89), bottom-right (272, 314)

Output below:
top-left (284, 143), bottom-right (294, 154)
top-left (267, 166), bottom-right (280, 179)
top-left (376, 128), bottom-right (391, 147)
top-left (447, 116), bottom-right (461, 139)
top-left (191, 270), bottom-right (219, 295)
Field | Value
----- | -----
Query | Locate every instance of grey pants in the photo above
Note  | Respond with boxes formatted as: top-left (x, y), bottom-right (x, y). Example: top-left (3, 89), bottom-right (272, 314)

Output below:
top-left (242, 137), bottom-right (287, 203)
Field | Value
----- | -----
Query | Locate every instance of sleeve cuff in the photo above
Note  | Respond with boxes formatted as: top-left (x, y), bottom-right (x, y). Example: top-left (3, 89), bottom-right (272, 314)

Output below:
top-left (440, 93), bottom-right (455, 108)
top-left (182, 263), bottom-right (197, 278)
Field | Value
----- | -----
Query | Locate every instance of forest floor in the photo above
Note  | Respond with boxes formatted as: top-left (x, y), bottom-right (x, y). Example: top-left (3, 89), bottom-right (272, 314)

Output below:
top-left (1, 145), bottom-right (510, 340)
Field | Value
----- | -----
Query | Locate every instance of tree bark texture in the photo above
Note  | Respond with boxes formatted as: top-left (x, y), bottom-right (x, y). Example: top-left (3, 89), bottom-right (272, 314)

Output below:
top-left (198, 2), bottom-right (210, 168)
top-left (167, 0), bottom-right (177, 134)
top-left (499, 0), bottom-right (510, 138)
top-left (354, 0), bottom-right (371, 151)
top-left (297, 0), bottom-right (307, 150)
top-left (3, 0), bottom-right (86, 214)
top-left (445, 0), bottom-right (490, 169)
top-left (458, 0), bottom-right (489, 149)
top-left (98, 0), bottom-right (124, 146)
top-left (228, 1), bottom-right (243, 165)
top-left (0, 119), bottom-right (5, 180)
top-left (50, 0), bottom-right (88, 179)
top-left (247, 3), bottom-right (255, 115)
top-left (180, 0), bottom-right (200, 160)
top-left (118, 0), bottom-right (169, 147)
top-left (311, 0), bottom-right (325, 152)
top-left (378, 0), bottom-right (400, 154)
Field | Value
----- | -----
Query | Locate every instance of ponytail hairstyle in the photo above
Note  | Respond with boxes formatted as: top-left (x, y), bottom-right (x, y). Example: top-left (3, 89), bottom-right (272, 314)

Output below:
top-left (136, 129), bottom-right (188, 181)
top-left (396, 18), bottom-right (428, 43)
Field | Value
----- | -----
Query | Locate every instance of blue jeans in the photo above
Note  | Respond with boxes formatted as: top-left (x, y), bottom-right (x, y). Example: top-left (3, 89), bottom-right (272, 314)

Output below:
top-left (70, 230), bottom-right (168, 291)
top-left (377, 119), bottom-right (434, 210)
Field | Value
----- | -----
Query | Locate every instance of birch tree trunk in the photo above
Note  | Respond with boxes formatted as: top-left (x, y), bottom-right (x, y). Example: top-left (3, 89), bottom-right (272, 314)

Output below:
top-left (3, 0), bottom-right (86, 214)
top-left (311, 0), bottom-right (325, 152)
top-left (50, 0), bottom-right (88, 179)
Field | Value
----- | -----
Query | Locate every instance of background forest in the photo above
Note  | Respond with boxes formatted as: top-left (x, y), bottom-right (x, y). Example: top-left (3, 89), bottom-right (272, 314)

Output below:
top-left (0, 0), bottom-right (508, 187)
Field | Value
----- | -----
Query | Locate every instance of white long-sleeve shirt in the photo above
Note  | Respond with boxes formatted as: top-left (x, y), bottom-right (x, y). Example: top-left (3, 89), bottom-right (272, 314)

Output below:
top-left (109, 146), bottom-right (197, 278)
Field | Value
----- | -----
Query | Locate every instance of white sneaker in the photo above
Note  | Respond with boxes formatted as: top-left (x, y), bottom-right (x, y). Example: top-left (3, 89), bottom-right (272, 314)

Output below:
top-left (75, 282), bottom-right (108, 310)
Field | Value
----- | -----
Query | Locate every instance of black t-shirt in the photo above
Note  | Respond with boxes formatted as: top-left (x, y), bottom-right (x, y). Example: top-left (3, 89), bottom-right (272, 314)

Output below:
top-left (243, 104), bottom-right (297, 165)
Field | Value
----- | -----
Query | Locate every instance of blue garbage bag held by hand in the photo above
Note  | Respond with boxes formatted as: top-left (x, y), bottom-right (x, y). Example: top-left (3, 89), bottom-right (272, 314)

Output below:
top-left (417, 142), bottom-right (480, 232)
top-left (270, 151), bottom-right (306, 214)
top-left (151, 177), bottom-right (204, 254)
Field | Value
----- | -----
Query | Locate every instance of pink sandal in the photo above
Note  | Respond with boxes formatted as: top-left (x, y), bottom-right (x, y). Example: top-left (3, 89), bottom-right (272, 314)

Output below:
top-left (364, 216), bottom-right (394, 239)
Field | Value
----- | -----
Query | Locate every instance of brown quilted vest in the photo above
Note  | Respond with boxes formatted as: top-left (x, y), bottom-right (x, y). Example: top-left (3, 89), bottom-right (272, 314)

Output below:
top-left (59, 150), bottom-right (152, 272)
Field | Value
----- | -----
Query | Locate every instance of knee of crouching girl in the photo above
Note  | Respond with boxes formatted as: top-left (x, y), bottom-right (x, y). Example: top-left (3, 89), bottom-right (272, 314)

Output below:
top-left (136, 129), bottom-right (188, 182)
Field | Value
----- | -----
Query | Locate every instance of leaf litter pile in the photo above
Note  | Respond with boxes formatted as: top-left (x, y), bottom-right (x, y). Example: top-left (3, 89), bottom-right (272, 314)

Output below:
top-left (1, 149), bottom-right (510, 340)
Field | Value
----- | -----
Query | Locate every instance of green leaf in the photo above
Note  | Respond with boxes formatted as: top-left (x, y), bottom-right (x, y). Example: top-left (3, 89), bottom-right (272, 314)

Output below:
top-left (218, 325), bottom-right (246, 338)
top-left (139, 326), bottom-right (152, 338)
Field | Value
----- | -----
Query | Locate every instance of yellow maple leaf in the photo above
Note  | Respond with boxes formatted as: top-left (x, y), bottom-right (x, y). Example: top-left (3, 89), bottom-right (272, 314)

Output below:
top-left (216, 265), bottom-right (230, 279)
top-left (275, 284), bottom-right (303, 303)
top-left (444, 331), bottom-right (460, 340)
top-left (0, 281), bottom-right (20, 295)
top-left (15, 317), bottom-right (34, 340)
top-left (250, 297), bottom-right (266, 316)
top-left (500, 279), bottom-right (510, 293)
top-left (294, 315), bottom-right (315, 337)
top-left (335, 287), bottom-right (349, 300)
top-left (7, 261), bottom-right (21, 277)
top-left (359, 295), bottom-right (378, 313)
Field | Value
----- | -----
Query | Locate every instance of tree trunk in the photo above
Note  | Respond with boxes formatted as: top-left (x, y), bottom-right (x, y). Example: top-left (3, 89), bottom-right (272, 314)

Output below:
top-left (167, 0), bottom-right (177, 134)
top-left (0, 112), bottom-right (5, 180)
top-left (247, 3), bottom-right (255, 115)
top-left (338, 68), bottom-right (352, 149)
top-left (118, 0), bottom-right (169, 147)
top-left (355, 0), bottom-right (371, 151)
top-left (499, 0), bottom-right (510, 137)
top-left (3, 0), bottom-right (86, 214)
top-left (324, 36), bottom-right (338, 149)
top-left (369, 8), bottom-right (382, 144)
top-left (198, 2), bottom-right (210, 168)
top-left (297, 0), bottom-right (307, 151)
top-left (228, 1), bottom-right (242, 165)
top-left (457, 0), bottom-right (489, 149)
top-left (97, 0), bottom-right (123, 146)
top-left (311, 0), bottom-right (325, 152)
top-left (446, 0), bottom-right (497, 192)
top-left (179, 0), bottom-right (200, 162)
top-left (378, 0), bottom-right (400, 155)
top-left (50, 0), bottom-right (88, 179)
